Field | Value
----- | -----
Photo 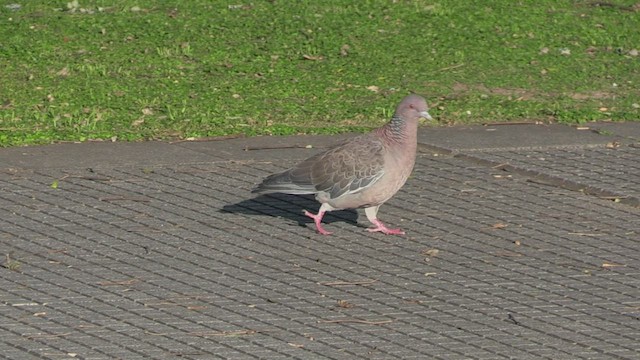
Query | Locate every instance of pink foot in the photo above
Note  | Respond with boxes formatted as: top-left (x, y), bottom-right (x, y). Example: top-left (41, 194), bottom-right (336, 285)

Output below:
top-left (303, 210), bottom-right (332, 235)
top-left (367, 219), bottom-right (405, 235)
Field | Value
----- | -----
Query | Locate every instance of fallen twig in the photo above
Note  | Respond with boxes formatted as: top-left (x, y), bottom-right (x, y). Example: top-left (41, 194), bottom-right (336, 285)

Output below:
top-left (507, 313), bottom-right (521, 326)
top-left (598, 196), bottom-right (627, 200)
top-left (494, 251), bottom-right (522, 257)
top-left (568, 232), bottom-right (604, 237)
top-left (438, 63), bottom-right (465, 72)
top-left (318, 279), bottom-right (378, 286)
top-left (146, 329), bottom-right (258, 337)
top-left (25, 332), bottom-right (73, 339)
top-left (482, 121), bottom-right (544, 126)
top-left (602, 263), bottom-right (626, 269)
top-left (526, 178), bottom-right (560, 187)
top-left (97, 279), bottom-right (138, 286)
top-left (317, 319), bottom-right (393, 325)
top-left (189, 329), bottom-right (258, 337)
top-left (244, 144), bottom-right (312, 151)
top-left (169, 134), bottom-right (245, 144)
top-left (72, 175), bottom-right (111, 181)
top-left (99, 196), bottom-right (151, 202)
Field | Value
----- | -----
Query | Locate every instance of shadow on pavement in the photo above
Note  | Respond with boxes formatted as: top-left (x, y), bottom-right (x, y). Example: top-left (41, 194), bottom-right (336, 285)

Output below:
top-left (220, 193), bottom-right (359, 229)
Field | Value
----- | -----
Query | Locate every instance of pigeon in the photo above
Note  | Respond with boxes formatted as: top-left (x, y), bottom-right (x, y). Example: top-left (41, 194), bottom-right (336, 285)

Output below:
top-left (252, 94), bottom-right (432, 235)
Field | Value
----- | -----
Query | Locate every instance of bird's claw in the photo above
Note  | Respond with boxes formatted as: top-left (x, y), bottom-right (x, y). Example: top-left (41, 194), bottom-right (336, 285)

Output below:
top-left (367, 220), bottom-right (405, 235)
top-left (304, 209), bottom-right (332, 235)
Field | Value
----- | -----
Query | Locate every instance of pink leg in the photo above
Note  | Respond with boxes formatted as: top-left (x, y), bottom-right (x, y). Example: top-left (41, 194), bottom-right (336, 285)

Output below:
top-left (303, 209), bottom-right (332, 235)
top-left (364, 206), bottom-right (405, 235)
top-left (367, 219), bottom-right (405, 235)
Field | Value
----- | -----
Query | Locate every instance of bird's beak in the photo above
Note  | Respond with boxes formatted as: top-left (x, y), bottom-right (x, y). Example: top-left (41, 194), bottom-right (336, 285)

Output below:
top-left (420, 111), bottom-right (433, 121)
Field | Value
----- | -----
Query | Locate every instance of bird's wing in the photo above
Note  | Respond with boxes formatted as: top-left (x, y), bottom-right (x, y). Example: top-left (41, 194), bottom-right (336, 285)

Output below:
top-left (289, 135), bottom-right (386, 199)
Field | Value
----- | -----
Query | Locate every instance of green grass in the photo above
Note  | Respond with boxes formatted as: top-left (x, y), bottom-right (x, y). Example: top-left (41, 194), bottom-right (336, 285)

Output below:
top-left (1, 1), bottom-right (639, 146)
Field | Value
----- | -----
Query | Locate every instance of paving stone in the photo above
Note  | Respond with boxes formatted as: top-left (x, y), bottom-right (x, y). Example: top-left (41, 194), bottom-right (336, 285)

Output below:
top-left (1, 123), bottom-right (639, 359)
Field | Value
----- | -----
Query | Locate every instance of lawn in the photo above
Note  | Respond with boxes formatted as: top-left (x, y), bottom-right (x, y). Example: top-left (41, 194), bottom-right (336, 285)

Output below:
top-left (1, 0), bottom-right (639, 146)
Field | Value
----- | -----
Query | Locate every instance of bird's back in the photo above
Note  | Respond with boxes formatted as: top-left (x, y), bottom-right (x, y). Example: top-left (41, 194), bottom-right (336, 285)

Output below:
top-left (252, 133), bottom-right (386, 199)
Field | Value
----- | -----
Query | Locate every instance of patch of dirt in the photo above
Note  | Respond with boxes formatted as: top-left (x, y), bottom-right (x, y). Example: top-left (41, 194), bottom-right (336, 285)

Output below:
top-left (568, 91), bottom-right (615, 100)
top-left (586, 2), bottom-right (640, 12)
top-left (451, 83), bottom-right (538, 100)
top-left (451, 83), bottom-right (616, 101)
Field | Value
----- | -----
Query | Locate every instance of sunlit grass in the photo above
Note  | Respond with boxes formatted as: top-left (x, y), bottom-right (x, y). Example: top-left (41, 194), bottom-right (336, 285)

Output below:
top-left (0, 1), bottom-right (639, 146)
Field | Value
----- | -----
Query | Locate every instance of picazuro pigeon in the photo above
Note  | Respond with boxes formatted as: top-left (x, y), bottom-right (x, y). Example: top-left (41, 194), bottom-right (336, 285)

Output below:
top-left (252, 94), bottom-right (432, 235)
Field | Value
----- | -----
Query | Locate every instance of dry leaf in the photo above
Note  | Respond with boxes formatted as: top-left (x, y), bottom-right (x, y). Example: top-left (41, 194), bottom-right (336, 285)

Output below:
top-left (366, 85), bottom-right (379, 92)
top-left (141, 107), bottom-right (154, 115)
top-left (337, 300), bottom-right (355, 308)
top-left (492, 223), bottom-right (508, 229)
top-left (1, 100), bottom-right (13, 109)
top-left (340, 44), bottom-right (350, 56)
top-left (131, 118), bottom-right (145, 127)
top-left (57, 67), bottom-right (70, 77)
top-left (302, 54), bottom-right (323, 61)
top-left (422, 249), bottom-right (440, 257)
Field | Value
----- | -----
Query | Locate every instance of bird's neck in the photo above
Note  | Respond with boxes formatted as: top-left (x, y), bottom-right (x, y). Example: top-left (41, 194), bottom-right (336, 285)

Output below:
top-left (377, 116), bottom-right (417, 145)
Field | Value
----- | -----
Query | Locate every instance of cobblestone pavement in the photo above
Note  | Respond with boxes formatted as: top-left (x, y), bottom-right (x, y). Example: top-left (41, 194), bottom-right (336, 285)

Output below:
top-left (1, 123), bottom-right (639, 359)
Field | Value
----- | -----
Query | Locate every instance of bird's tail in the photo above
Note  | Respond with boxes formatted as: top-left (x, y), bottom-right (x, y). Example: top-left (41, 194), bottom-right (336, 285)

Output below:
top-left (252, 171), bottom-right (317, 195)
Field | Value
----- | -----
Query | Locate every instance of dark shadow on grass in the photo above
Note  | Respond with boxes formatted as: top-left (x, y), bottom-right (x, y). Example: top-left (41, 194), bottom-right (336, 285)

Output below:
top-left (221, 193), bottom-right (359, 230)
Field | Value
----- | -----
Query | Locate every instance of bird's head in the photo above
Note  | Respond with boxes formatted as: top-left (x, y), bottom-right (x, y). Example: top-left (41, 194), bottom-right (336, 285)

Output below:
top-left (396, 94), bottom-right (432, 122)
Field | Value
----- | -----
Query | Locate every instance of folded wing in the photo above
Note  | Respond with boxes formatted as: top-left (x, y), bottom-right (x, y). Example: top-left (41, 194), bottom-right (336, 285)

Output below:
top-left (253, 135), bottom-right (386, 199)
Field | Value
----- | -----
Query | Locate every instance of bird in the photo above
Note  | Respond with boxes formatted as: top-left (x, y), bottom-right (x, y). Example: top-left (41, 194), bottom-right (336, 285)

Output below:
top-left (252, 94), bottom-right (432, 235)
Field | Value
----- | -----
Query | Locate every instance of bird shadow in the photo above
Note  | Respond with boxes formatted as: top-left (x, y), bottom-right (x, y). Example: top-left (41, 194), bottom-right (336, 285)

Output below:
top-left (220, 193), bottom-right (359, 229)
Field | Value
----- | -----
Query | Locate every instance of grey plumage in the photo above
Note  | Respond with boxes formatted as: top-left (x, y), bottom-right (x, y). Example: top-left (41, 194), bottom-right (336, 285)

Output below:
top-left (253, 94), bottom-right (432, 235)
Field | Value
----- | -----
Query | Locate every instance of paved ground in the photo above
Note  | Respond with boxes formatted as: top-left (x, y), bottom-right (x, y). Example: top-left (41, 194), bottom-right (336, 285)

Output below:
top-left (1, 123), bottom-right (639, 359)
